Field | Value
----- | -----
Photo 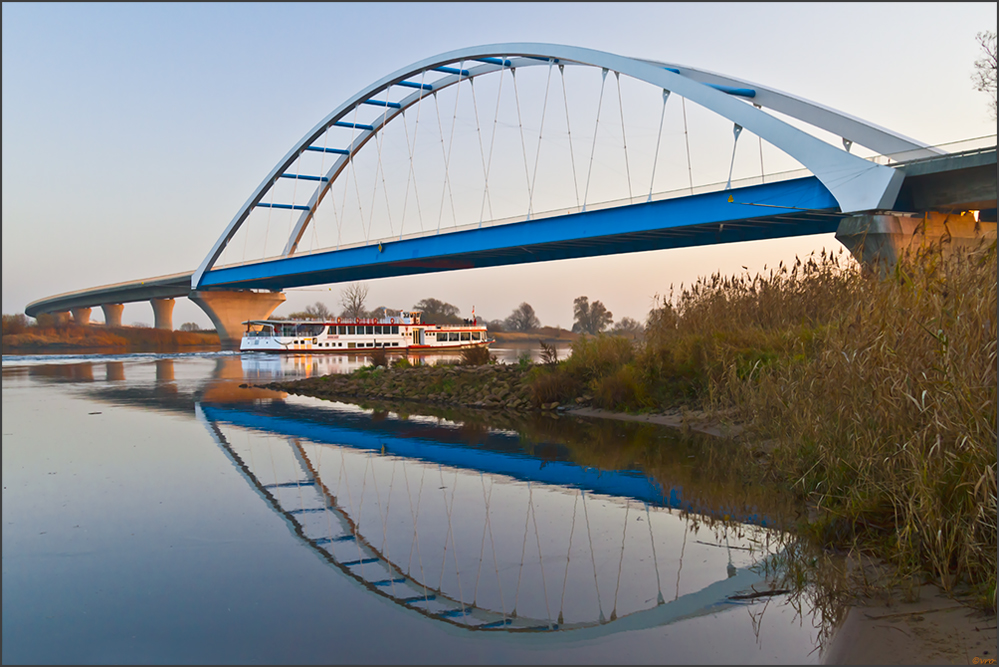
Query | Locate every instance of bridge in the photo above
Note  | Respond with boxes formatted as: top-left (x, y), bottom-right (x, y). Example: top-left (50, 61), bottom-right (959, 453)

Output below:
top-left (25, 44), bottom-right (997, 345)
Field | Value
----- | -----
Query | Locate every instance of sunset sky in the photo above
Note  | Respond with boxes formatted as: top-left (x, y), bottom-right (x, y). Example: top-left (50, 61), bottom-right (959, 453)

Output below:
top-left (3, 3), bottom-right (995, 329)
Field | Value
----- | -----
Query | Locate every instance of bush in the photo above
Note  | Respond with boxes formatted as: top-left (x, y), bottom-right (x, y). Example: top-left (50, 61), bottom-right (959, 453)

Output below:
top-left (2, 314), bottom-right (29, 336)
top-left (368, 347), bottom-right (388, 367)
top-left (460, 345), bottom-right (493, 366)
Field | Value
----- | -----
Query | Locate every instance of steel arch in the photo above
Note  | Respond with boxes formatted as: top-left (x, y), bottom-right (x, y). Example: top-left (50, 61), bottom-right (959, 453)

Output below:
top-left (194, 43), bottom-right (928, 289)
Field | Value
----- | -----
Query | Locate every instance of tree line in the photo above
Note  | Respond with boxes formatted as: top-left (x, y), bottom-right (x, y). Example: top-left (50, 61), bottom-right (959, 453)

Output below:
top-left (281, 283), bottom-right (644, 336)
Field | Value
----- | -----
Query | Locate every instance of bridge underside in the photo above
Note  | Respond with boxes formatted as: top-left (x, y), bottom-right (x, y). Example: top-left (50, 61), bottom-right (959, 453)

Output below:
top-left (200, 177), bottom-right (845, 291)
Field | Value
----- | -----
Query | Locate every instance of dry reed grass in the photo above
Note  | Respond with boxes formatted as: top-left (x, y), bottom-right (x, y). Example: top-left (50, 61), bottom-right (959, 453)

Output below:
top-left (534, 240), bottom-right (996, 608)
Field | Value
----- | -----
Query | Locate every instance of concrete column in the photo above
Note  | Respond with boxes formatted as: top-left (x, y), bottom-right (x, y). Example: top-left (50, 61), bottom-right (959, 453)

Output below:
top-left (155, 359), bottom-right (175, 381)
top-left (189, 290), bottom-right (287, 349)
top-left (151, 298), bottom-right (175, 330)
top-left (70, 307), bottom-right (92, 325)
top-left (52, 311), bottom-right (71, 325)
top-left (835, 211), bottom-right (997, 276)
top-left (105, 362), bottom-right (125, 382)
top-left (102, 303), bottom-right (124, 328)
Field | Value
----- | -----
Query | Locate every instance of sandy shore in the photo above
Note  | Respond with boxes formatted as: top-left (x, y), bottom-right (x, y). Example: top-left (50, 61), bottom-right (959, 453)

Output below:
top-left (822, 585), bottom-right (996, 665)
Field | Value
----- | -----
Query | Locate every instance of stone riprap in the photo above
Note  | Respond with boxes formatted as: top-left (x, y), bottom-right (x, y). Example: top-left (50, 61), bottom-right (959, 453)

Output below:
top-left (261, 363), bottom-right (564, 411)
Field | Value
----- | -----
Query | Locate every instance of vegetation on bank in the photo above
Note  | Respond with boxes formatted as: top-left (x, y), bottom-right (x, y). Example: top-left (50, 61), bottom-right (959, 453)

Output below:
top-left (529, 242), bottom-right (997, 609)
top-left (2, 316), bottom-right (220, 352)
top-left (271, 241), bottom-right (996, 609)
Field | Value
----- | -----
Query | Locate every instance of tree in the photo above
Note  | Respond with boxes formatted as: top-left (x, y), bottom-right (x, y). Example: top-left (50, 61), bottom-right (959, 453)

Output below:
top-left (504, 302), bottom-right (541, 332)
top-left (286, 301), bottom-right (333, 320)
top-left (179, 322), bottom-right (201, 332)
top-left (369, 306), bottom-right (401, 319)
top-left (413, 298), bottom-right (462, 324)
top-left (339, 284), bottom-right (369, 320)
top-left (973, 30), bottom-right (997, 120)
top-left (610, 316), bottom-right (643, 337)
top-left (572, 296), bottom-right (613, 335)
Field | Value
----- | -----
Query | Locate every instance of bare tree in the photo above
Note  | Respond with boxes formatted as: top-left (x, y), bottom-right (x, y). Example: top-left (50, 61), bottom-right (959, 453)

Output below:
top-left (504, 302), bottom-right (541, 332)
top-left (973, 30), bottom-right (997, 120)
top-left (340, 283), bottom-right (369, 319)
top-left (286, 301), bottom-right (333, 320)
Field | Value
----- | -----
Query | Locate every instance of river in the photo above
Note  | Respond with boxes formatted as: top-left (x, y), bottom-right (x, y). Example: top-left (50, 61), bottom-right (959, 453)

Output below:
top-left (2, 349), bottom-right (830, 663)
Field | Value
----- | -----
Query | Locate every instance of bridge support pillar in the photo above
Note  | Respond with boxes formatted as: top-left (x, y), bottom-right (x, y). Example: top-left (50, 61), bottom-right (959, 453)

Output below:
top-left (51, 311), bottom-right (71, 325)
top-left (101, 303), bottom-right (124, 328)
top-left (151, 298), bottom-right (175, 330)
top-left (835, 211), bottom-right (997, 276)
top-left (70, 307), bottom-right (92, 325)
top-left (189, 290), bottom-right (286, 349)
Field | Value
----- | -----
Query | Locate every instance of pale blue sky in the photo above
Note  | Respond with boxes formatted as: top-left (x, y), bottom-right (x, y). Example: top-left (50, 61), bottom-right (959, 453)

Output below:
top-left (3, 3), bottom-right (995, 328)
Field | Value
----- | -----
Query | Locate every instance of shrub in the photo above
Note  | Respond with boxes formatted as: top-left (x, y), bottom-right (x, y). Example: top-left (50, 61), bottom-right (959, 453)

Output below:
top-left (460, 345), bottom-right (493, 366)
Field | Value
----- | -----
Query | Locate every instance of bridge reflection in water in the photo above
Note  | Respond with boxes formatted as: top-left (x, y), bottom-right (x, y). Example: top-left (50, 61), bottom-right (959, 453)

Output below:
top-left (197, 396), bottom-right (787, 638)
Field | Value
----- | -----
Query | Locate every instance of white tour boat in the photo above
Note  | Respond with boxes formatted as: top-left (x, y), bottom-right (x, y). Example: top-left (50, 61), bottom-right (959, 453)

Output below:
top-left (240, 310), bottom-right (492, 354)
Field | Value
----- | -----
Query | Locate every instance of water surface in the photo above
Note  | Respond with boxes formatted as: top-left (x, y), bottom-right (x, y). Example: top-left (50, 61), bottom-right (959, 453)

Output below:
top-left (3, 352), bottom-right (826, 663)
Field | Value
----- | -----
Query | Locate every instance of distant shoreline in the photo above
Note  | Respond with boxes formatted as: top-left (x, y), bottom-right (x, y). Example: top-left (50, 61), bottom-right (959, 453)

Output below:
top-left (2, 324), bottom-right (221, 354)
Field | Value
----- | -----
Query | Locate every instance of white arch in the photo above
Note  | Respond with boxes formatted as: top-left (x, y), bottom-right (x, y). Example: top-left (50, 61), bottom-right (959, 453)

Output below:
top-left (194, 43), bottom-right (916, 288)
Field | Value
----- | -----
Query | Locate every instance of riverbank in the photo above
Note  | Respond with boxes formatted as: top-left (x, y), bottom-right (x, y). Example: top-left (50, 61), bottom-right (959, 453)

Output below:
top-left (2, 323), bottom-right (220, 353)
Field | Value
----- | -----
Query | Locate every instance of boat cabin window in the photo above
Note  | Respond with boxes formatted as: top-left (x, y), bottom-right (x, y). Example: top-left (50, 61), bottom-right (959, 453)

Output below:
top-left (447, 332), bottom-right (459, 342)
top-left (472, 332), bottom-right (480, 340)
top-left (460, 332), bottom-right (471, 341)
top-left (297, 324), bottom-right (325, 337)
top-left (365, 325), bottom-right (374, 335)
top-left (347, 326), bottom-right (355, 335)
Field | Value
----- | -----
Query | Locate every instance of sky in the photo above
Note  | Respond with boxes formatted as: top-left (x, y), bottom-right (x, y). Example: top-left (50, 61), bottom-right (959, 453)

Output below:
top-left (3, 2), bottom-right (996, 329)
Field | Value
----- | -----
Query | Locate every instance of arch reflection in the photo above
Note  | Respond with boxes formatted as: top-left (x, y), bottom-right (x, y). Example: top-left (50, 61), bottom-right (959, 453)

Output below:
top-left (197, 400), bottom-right (786, 636)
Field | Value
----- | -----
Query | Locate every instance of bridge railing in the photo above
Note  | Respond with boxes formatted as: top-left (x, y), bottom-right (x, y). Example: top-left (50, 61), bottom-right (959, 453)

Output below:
top-left (864, 134), bottom-right (997, 166)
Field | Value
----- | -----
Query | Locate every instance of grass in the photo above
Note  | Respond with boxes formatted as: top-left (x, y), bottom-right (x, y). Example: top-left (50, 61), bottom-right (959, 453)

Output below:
top-left (529, 241), bottom-right (997, 608)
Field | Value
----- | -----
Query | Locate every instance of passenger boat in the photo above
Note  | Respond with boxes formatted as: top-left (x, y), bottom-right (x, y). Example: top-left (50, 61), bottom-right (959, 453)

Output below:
top-left (240, 310), bottom-right (492, 354)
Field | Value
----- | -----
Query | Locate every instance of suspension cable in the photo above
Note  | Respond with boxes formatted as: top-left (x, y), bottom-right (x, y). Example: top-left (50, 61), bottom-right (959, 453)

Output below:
top-left (559, 64), bottom-right (581, 210)
top-left (681, 96), bottom-right (694, 195)
top-left (511, 67), bottom-right (533, 221)
top-left (399, 70), bottom-right (428, 237)
top-left (755, 104), bottom-right (766, 183)
top-left (434, 62), bottom-right (464, 234)
top-left (527, 59), bottom-right (555, 220)
top-left (615, 71), bottom-right (633, 203)
top-left (468, 78), bottom-right (490, 228)
top-left (725, 123), bottom-right (744, 190)
top-left (647, 89), bottom-right (671, 202)
top-left (479, 64), bottom-right (506, 226)
top-left (513, 480), bottom-right (532, 616)
top-left (582, 68), bottom-right (609, 213)
top-left (348, 104), bottom-right (367, 246)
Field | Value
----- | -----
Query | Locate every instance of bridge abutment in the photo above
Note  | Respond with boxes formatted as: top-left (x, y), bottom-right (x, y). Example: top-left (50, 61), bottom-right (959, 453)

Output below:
top-left (151, 298), bottom-right (175, 330)
top-left (189, 290), bottom-right (286, 349)
top-left (835, 211), bottom-right (997, 275)
top-left (70, 307), bottom-right (92, 325)
top-left (101, 303), bottom-right (124, 328)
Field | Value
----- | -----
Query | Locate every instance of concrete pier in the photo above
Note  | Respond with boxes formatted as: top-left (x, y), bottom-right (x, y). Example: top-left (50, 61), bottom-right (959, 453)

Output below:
top-left (835, 211), bottom-right (997, 275)
top-left (51, 311), bottom-right (71, 325)
top-left (101, 303), bottom-right (124, 328)
top-left (70, 307), bottom-right (92, 325)
top-left (151, 298), bottom-right (175, 330)
top-left (190, 289), bottom-right (286, 349)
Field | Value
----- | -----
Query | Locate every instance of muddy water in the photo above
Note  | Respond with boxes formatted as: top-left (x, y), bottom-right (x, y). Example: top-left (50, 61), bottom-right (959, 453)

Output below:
top-left (3, 352), bottom-right (830, 663)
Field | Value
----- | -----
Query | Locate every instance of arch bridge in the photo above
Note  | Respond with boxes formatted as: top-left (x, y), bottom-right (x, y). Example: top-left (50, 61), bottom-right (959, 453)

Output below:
top-left (25, 44), bottom-right (997, 344)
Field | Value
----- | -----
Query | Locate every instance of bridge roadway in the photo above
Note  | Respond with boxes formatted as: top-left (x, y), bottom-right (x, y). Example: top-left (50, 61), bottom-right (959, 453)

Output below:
top-left (23, 146), bottom-right (997, 333)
